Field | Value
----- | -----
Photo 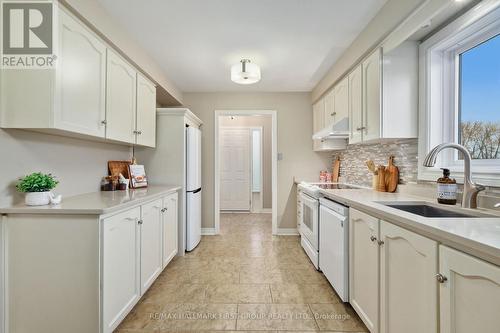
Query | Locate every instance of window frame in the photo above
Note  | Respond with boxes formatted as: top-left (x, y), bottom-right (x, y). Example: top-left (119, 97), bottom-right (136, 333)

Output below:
top-left (418, 1), bottom-right (500, 186)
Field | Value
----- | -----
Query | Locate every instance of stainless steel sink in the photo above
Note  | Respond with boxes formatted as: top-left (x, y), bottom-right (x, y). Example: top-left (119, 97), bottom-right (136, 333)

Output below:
top-left (378, 201), bottom-right (493, 218)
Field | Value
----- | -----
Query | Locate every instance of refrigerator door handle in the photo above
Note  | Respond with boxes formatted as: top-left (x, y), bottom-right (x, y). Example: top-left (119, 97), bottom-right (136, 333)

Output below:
top-left (188, 188), bottom-right (202, 194)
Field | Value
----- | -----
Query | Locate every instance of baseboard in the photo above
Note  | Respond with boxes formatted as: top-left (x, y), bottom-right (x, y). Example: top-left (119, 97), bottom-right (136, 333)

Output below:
top-left (201, 228), bottom-right (217, 235)
top-left (276, 228), bottom-right (299, 235)
top-left (261, 208), bottom-right (272, 214)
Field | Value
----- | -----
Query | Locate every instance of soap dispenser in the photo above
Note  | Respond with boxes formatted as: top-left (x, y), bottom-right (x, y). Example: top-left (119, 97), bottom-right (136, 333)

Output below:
top-left (437, 168), bottom-right (457, 205)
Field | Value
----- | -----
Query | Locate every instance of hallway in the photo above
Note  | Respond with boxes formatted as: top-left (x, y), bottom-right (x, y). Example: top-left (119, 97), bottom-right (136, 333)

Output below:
top-left (115, 213), bottom-right (367, 332)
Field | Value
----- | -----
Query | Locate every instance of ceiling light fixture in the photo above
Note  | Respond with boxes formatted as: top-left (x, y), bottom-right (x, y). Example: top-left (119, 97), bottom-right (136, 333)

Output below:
top-left (231, 59), bottom-right (261, 85)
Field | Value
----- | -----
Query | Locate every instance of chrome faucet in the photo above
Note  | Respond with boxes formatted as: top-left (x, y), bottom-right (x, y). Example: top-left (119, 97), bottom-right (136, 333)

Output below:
top-left (423, 143), bottom-right (485, 209)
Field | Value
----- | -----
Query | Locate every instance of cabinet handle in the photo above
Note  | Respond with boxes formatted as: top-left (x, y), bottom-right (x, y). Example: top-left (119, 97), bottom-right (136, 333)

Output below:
top-left (138, 219), bottom-right (143, 225)
top-left (101, 120), bottom-right (107, 125)
top-left (133, 130), bottom-right (142, 135)
top-left (436, 274), bottom-right (448, 283)
top-left (161, 208), bottom-right (168, 213)
top-left (377, 240), bottom-right (384, 246)
top-left (370, 236), bottom-right (377, 242)
top-left (330, 112), bottom-right (337, 116)
top-left (356, 126), bottom-right (366, 131)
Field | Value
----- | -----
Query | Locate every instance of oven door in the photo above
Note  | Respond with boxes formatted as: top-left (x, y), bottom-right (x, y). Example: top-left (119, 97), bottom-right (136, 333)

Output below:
top-left (299, 192), bottom-right (319, 250)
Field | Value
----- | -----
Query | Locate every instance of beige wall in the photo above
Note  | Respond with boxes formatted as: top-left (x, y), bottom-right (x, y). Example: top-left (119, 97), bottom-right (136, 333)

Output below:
top-left (0, 129), bottom-right (131, 207)
top-left (219, 115), bottom-right (272, 209)
top-left (312, 0), bottom-right (424, 102)
top-left (183, 92), bottom-right (331, 230)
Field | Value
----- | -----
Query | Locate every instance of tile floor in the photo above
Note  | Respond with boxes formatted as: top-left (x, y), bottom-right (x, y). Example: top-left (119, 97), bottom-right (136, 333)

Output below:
top-left (115, 213), bottom-right (368, 332)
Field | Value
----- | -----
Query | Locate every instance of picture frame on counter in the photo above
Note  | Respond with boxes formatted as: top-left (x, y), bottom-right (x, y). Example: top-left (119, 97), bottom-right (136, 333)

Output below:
top-left (129, 164), bottom-right (148, 188)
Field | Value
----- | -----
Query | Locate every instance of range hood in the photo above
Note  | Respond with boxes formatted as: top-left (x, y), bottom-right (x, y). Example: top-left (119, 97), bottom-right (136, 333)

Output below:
top-left (312, 117), bottom-right (350, 140)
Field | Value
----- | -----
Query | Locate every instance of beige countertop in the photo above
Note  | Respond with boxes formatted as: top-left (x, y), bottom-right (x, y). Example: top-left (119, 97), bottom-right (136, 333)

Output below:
top-left (319, 188), bottom-right (500, 266)
top-left (0, 185), bottom-right (181, 216)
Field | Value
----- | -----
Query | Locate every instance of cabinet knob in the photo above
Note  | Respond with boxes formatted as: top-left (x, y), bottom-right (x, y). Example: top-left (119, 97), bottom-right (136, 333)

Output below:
top-left (370, 236), bottom-right (377, 242)
top-left (161, 208), bottom-right (168, 213)
top-left (138, 219), bottom-right (143, 225)
top-left (101, 120), bottom-right (107, 125)
top-left (377, 240), bottom-right (384, 246)
top-left (137, 131), bottom-right (142, 135)
top-left (436, 273), bottom-right (448, 283)
top-left (356, 126), bottom-right (366, 131)
top-left (330, 112), bottom-right (337, 116)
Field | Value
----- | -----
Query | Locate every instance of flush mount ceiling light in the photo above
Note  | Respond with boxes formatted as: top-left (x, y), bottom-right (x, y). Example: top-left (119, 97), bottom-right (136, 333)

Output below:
top-left (231, 59), bottom-right (261, 85)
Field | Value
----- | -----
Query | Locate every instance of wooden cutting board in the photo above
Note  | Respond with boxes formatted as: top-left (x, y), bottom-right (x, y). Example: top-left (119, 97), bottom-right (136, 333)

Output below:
top-left (332, 156), bottom-right (341, 183)
top-left (385, 156), bottom-right (399, 193)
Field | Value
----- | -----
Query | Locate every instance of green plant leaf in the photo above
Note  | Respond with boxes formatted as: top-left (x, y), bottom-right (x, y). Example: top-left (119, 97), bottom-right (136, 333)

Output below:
top-left (16, 172), bottom-right (59, 193)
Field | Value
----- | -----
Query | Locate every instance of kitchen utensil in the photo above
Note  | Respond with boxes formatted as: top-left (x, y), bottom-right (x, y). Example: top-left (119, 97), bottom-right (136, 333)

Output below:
top-left (332, 156), bottom-right (341, 183)
top-left (366, 160), bottom-right (377, 175)
top-left (385, 156), bottom-right (399, 193)
top-left (377, 165), bottom-right (387, 192)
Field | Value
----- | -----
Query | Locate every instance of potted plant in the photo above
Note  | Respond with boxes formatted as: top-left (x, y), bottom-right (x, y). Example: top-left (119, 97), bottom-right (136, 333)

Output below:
top-left (16, 172), bottom-right (59, 206)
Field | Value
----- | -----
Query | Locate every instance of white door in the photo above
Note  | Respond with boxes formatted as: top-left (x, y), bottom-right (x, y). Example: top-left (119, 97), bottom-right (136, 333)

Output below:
top-left (333, 76), bottom-right (349, 121)
top-left (439, 245), bottom-right (500, 333)
top-left (380, 221), bottom-right (438, 333)
top-left (56, 10), bottom-right (106, 137)
top-left (106, 49), bottom-right (137, 144)
top-left (349, 65), bottom-right (363, 144)
top-left (323, 89), bottom-right (335, 127)
top-left (136, 73), bottom-right (156, 147)
top-left (102, 208), bottom-right (140, 333)
top-left (312, 100), bottom-right (324, 151)
top-left (220, 128), bottom-right (251, 210)
top-left (349, 208), bottom-right (379, 333)
top-left (362, 48), bottom-right (382, 142)
top-left (140, 199), bottom-right (163, 294)
top-left (162, 193), bottom-right (178, 268)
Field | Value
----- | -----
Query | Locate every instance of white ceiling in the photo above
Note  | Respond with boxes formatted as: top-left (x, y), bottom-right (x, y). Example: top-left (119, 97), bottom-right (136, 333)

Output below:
top-left (96, 0), bottom-right (387, 92)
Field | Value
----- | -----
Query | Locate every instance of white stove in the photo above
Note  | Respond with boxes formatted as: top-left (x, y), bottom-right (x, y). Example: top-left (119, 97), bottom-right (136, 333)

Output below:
top-left (297, 181), bottom-right (360, 270)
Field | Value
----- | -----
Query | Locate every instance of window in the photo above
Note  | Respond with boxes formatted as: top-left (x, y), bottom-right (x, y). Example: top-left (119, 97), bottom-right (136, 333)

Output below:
top-left (459, 34), bottom-right (500, 160)
top-left (419, 2), bottom-right (500, 185)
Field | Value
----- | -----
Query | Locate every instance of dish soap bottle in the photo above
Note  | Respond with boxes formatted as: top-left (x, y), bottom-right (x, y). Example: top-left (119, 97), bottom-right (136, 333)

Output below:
top-left (437, 168), bottom-right (457, 205)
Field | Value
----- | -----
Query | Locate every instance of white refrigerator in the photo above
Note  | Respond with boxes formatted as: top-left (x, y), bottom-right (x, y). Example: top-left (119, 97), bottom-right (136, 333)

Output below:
top-left (186, 127), bottom-right (202, 251)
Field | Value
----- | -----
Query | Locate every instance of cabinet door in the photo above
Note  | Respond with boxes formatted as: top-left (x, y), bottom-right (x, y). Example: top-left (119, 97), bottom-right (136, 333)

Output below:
top-left (333, 76), bottom-right (349, 122)
top-left (439, 246), bottom-right (500, 333)
top-left (380, 221), bottom-right (438, 333)
top-left (349, 208), bottom-right (379, 333)
top-left (162, 193), bottom-right (179, 268)
top-left (349, 65), bottom-right (363, 144)
top-left (140, 199), bottom-right (163, 294)
top-left (323, 89), bottom-right (335, 127)
top-left (362, 48), bottom-right (381, 142)
top-left (136, 73), bottom-right (156, 147)
top-left (312, 100), bottom-right (325, 151)
top-left (56, 10), bottom-right (106, 137)
top-left (102, 208), bottom-right (141, 333)
top-left (106, 50), bottom-right (137, 144)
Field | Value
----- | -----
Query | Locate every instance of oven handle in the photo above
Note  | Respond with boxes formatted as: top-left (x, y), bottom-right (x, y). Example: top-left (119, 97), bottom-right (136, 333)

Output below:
top-left (321, 206), bottom-right (347, 222)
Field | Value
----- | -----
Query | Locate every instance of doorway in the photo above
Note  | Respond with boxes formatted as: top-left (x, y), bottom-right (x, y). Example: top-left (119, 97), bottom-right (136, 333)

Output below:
top-left (215, 110), bottom-right (277, 234)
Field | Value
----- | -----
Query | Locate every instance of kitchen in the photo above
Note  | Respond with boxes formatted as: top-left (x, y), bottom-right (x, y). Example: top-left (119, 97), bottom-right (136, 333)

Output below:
top-left (1, 0), bottom-right (500, 332)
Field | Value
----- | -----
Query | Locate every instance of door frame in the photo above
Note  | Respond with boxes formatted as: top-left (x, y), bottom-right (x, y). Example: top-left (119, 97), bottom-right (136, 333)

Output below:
top-left (214, 110), bottom-right (278, 235)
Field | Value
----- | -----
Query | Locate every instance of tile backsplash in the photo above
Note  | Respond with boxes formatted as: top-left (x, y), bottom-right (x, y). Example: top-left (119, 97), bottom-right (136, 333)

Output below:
top-left (331, 139), bottom-right (418, 187)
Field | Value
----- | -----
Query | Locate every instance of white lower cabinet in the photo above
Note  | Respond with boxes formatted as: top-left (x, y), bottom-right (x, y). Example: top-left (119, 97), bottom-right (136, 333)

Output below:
top-left (349, 208), bottom-right (380, 333)
top-left (139, 199), bottom-right (163, 294)
top-left (162, 193), bottom-right (179, 268)
top-left (439, 245), bottom-right (500, 333)
top-left (379, 221), bottom-right (438, 333)
top-left (103, 207), bottom-right (141, 333)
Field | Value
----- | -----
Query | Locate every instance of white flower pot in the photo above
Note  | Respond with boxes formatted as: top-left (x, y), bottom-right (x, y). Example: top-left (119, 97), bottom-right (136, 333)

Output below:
top-left (25, 191), bottom-right (51, 206)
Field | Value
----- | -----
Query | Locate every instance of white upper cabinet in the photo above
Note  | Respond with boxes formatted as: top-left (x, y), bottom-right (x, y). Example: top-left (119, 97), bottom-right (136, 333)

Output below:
top-left (439, 245), bottom-right (500, 333)
top-left (349, 65), bottom-right (363, 144)
top-left (380, 221), bottom-right (438, 333)
top-left (106, 50), bottom-right (137, 144)
top-left (56, 10), bottom-right (107, 137)
top-left (349, 208), bottom-right (379, 333)
top-left (136, 73), bottom-right (157, 147)
top-left (362, 48), bottom-right (382, 142)
top-left (333, 76), bottom-right (349, 122)
top-left (312, 100), bottom-right (325, 151)
top-left (323, 89), bottom-right (335, 127)
top-left (0, 7), bottom-right (156, 147)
